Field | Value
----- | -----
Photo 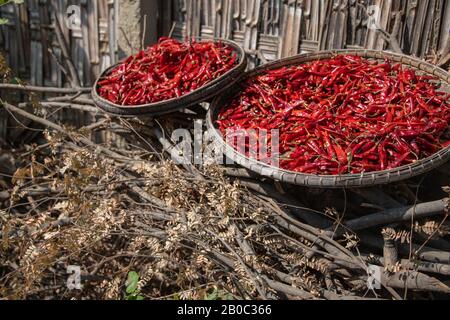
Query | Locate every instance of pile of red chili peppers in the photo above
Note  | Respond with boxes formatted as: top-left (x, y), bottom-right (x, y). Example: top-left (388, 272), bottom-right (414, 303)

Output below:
top-left (98, 38), bottom-right (238, 105)
top-left (217, 55), bottom-right (450, 174)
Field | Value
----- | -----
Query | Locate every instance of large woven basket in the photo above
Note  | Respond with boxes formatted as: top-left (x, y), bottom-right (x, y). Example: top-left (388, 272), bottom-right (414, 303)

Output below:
top-left (92, 39), bottom-right (246, 117)
top-left (207, 49), bottom-right (450, 188)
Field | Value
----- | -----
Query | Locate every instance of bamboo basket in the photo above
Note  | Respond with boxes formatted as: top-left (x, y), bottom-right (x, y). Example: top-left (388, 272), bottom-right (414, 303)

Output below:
top-left (207, 49), bottom-right (450, 188)
top-left (92, 39), bottom-right (247, 117)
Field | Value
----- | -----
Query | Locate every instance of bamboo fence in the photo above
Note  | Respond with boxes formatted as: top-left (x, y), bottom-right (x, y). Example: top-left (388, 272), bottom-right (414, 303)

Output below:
top-left (170, 0), bottom-right (450, 67)
top-left (0, 0), bottom-right (119, 87)
top-left (0, 0), bottom-right (449, 138)
top-left (1, 0), bottom-right (449, 83)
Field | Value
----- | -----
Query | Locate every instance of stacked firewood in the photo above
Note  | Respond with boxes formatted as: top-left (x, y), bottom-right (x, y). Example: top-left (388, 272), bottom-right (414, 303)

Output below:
top-left (1, 87), bottom-right (450, 299)
top-left (1, 3), bottom-right (450, 300)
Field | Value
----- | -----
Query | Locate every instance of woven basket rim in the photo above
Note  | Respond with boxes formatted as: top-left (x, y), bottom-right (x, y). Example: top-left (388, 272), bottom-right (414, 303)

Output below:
top-left (207, 49), bottom-right (450, 188)
top-left (92, 38), bottom-right (247, 116)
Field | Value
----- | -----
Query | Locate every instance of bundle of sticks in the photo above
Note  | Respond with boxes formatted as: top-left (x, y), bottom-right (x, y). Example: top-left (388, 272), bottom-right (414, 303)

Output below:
top-left (0, 87), bottom-right (449, 300)
top-left (0, 13), bottom-right (449, 299)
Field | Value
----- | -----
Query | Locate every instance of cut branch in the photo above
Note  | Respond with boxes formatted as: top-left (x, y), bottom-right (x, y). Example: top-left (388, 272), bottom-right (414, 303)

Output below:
top-left (0, 83), bottom-right (91, 94)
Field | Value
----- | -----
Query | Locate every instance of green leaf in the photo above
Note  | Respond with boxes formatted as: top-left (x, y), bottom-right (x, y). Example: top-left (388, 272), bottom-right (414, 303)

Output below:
top-left (126, 294), bottom-right (144, 301)
top-left (205, 288), bottom-right (219, 300)
top-left (225, 293), bottom-right (234, 300)
top-left (0, 0), bottom-right (24, 7)
top-left (125, 271), bottom-right (140, 294)
top-left (172, 293), bottom-right (180, 300)
top-left (0, 0), bottom-right (23, 25)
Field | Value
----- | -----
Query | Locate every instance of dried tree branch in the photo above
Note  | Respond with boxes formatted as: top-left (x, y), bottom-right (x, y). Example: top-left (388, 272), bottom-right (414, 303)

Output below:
top-left (0, 83), bottom-right (91, 94)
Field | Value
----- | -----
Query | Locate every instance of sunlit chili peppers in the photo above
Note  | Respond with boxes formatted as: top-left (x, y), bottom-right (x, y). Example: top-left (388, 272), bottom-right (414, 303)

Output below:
top-left (98, 38), bottom-right (238, 105)
top-left (217, 55), bottom-right (450, 175)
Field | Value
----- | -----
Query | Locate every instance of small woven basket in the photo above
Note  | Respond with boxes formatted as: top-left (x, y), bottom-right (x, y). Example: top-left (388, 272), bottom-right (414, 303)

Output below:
top-left (92, 39), bottom-right (247, 117)
top-left (207, 49), bottom-right (450, 188)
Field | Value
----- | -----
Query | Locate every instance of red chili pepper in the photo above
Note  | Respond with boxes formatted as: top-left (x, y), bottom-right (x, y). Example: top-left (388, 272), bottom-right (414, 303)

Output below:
top-left (333, 143), bottom-right (348, 165)
top-left (217, 55), bottom-right (450, 174)
top-left (98, 38), bottom-right (238, 105)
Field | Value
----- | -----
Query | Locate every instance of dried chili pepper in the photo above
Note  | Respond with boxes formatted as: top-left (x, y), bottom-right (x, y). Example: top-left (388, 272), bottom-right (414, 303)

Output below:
top-left (217, 55), bottom-right (450, 174)
top-left (98, 38), bottom-right (238, 106)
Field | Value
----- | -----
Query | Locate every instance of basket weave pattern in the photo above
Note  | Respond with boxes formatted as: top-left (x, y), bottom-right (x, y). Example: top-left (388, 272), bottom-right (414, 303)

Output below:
top-left (92, 39), bottom-right (247, 117)
top-left (207, 50), bottom-right (450, 188)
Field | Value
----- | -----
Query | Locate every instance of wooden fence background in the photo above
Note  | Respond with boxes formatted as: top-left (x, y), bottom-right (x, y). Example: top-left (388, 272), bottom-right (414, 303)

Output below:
top-left (170, 0), bottom-right (450, 67)
top-left (0, 0), bottom-right (119, 87)
top-left (0, 0), bottom-right (124, 141)
top-left (0, 0), bottom-right (449, 141)
top-left (1, 0), bottom-right (449, 86)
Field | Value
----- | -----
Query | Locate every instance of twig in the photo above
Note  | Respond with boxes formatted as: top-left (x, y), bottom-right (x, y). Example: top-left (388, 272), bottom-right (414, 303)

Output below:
top-left (50, 3), bottom-right (82, 87)
top-left (382, 271), bottom-right (450, 293)
top-left (141, 14), bottom-right (148, 50)
top-left (339, 199), bottom-right (447, 234)
top-left (205, 229), bottom-right (268, 299)
top-left (168, 22), bottom-right (177, 38)
top-left (2, 102), bottom-right (130, 162)
top-left (19, 101), bottom-right (98, 113)
top-left (364, 254), bottom-right (450, 276)
top-left (0, 83), bottom-right (91, 94)
top-left (47, 48), bottom-right (72, 84)
top-left (359, 233), bottom-right (450, 264)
